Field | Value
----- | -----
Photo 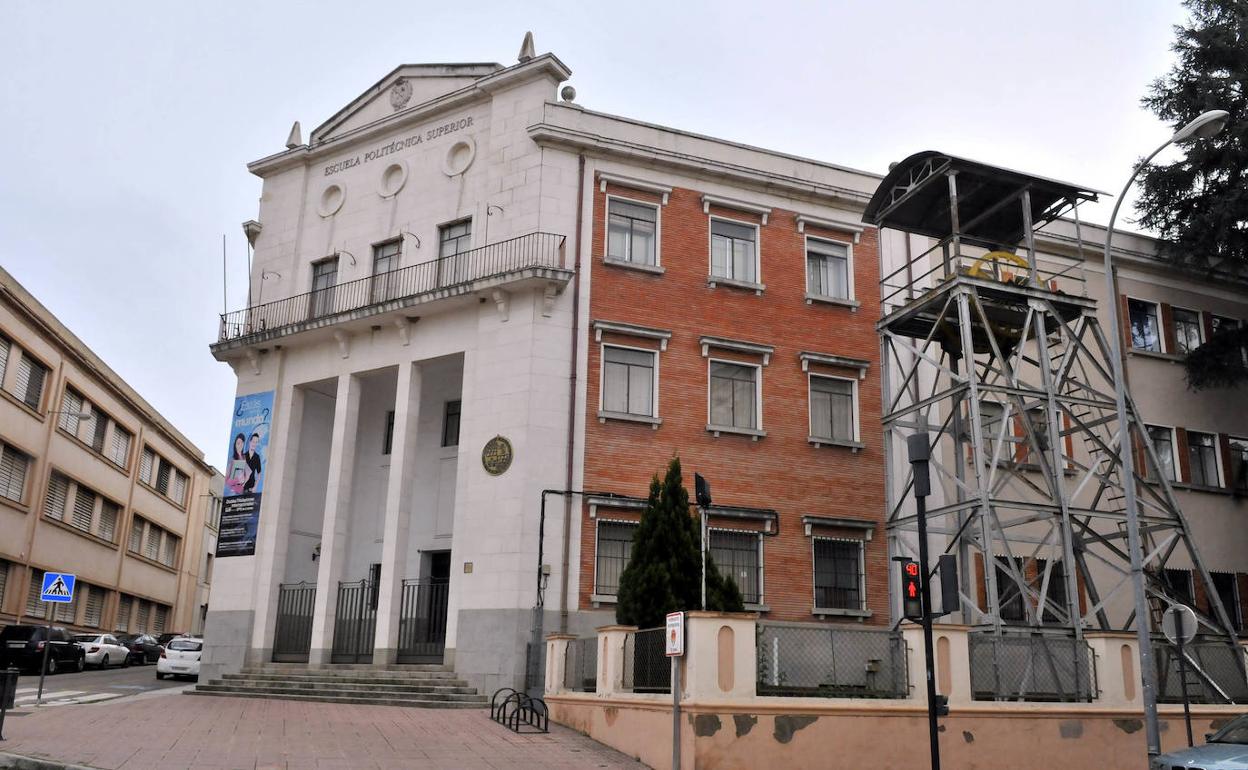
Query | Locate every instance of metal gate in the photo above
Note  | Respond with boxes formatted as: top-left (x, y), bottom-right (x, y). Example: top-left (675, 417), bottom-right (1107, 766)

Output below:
top-left (272, 581), bottom-right (316, 663)
top-left (397, 579), bottom-right (449, 663)
top-left (331, 578), bottom-right (377, 663)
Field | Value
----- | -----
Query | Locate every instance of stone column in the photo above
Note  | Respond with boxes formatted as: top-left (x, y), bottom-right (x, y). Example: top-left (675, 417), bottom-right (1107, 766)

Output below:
top-left (596, 625), bottom-right (636, 696)
top-left (308, 373), bottom-right (361, 664)
top-left (373, 362), bottom-right (422, 664)
top-left (684, 612), bottom-right (757, 700)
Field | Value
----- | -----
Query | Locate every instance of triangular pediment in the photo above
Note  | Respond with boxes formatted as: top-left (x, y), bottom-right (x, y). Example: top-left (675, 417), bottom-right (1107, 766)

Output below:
top-left (311, 63), bottom-right (503, 144)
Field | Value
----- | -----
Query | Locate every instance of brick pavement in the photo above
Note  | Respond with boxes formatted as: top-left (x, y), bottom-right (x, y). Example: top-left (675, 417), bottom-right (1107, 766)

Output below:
top-left (0, 693), bottom-right (647, 769)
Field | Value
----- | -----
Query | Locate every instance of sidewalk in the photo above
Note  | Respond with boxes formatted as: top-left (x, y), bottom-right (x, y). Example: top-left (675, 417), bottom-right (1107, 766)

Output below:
top-left (0, 693), bottom-right (645, 769)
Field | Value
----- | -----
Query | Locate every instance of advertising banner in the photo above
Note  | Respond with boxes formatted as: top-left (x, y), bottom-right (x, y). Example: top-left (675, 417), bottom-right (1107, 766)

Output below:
top-left (217, 390), bottom-right (274, 557)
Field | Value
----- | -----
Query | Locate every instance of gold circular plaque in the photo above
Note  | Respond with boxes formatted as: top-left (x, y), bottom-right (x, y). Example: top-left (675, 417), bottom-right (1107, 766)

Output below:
top-left (481, 435), bottom-right (513, 476)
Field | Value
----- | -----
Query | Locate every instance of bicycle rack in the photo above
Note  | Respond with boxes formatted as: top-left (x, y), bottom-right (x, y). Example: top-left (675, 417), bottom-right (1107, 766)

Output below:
top-left (490, 687), bottom-right (549, 734)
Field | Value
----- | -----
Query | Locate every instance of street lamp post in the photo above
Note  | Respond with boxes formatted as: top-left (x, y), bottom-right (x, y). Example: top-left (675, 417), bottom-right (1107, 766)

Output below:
top-left (1101, 109), bottom-right (1229, 758)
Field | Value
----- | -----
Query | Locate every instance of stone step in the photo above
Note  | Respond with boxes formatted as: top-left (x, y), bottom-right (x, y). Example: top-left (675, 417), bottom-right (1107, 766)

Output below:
top-left (189, 687), bottom-right (486, 709)
top-left (198, 682), bottom-right (486, 703)
top-left (228, 671), bottom-right (467, 686)
top-left (214, 677), bottom-right (477, 694)
top-left (245, 663), bottom-right (449, 672)
top-left (240, 667), bottom-right (458, 680)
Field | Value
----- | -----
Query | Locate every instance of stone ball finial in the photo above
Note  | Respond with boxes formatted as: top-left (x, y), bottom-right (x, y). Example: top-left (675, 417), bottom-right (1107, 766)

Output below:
top-left (518, 31), bottom-right (535, 63)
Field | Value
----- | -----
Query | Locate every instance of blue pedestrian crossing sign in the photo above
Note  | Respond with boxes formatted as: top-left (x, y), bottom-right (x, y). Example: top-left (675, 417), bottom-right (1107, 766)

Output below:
top-left (40, 572), bottom-right (76, 603)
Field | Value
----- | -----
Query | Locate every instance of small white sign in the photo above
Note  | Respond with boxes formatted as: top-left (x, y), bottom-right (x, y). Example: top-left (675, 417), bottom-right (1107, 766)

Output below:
top-left (665, 611), bottom-right (685, 657)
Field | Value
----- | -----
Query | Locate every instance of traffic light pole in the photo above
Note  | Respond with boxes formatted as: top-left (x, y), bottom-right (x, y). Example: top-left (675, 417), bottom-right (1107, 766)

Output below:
top-left (908, 434), bottom-right (940, 770)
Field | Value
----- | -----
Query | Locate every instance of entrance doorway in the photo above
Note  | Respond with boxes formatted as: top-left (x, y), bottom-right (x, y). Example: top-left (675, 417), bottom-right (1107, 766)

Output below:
top-left (397, 551), bottom-right (450, 664)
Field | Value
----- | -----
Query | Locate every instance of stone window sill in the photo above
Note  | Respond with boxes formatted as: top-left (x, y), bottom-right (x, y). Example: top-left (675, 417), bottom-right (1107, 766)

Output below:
top-left (707, 424), bottom-right (766, 441)
top-left (43, 515), bottom-right (120, 551)
top-left (1128, 348), bottom-right (1186, 364)
top-left (744, 603), bottom-right (771, 613)
top-left (707, 276), bottom-right (765, 295)
top-left (603, 256), bottom-right (664, 275)
top-left (56, 427), bottom-right (131, 478)
top-left (598, 410), bottom-right (662, 429)
top-left (0, 389), bottom-right (46, 421)
top-left (805, 293), bottom-right (861, 311)
top-left (1157, 479), bottom-right (1236, 497)
top-left (590, 593), bottom-right (618, 607)
top-left (809, 436), bottom-right (865, 452)
top-left (125, 549), bottom-right (178, 574)
top-left (813, 607), bottom-right (872, 619)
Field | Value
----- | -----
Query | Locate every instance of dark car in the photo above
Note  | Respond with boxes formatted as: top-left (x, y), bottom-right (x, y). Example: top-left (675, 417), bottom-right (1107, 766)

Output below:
top-left (0, 625), bottom-right (86, 674)
top-left (156, 632), bottom-right (187, 647)
top-left (117, 633), bottom-right (162, 664)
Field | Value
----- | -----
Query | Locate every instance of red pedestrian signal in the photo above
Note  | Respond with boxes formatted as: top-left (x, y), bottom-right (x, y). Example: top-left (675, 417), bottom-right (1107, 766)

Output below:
top-left (900, 558), bottom-right (923, 620)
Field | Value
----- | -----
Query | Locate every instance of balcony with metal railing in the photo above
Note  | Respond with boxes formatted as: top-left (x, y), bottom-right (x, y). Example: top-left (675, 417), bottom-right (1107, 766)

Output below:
top-left (211, 232), bottom-right (569, 353)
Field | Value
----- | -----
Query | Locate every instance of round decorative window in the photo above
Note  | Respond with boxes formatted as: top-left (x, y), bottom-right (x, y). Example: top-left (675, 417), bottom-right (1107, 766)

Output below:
top-left (318, 183), bottom-right (345, 217)
top-left (379, 162), bottom-right (407, 197)
top-left (442, 137), bottom-right (476, 177)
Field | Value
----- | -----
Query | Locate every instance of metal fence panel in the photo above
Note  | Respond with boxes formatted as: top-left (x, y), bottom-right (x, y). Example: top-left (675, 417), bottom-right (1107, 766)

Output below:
top-left (563, 636), bottom-right (598, 693)
top-left (622, 627), bottom-right (670, 694)
top-left (1154, 641), bottom-right (1248, 704)
top-left (272, 582), bottom-right (315, 662)
top-left (397, 580), bottom-right (448, 663)
top-left (756, 622), bottom-right (909, 698)
top-left (968, 631), bottom-right (1096, 702)
top-left (331, 579), bottom-right (377, 663)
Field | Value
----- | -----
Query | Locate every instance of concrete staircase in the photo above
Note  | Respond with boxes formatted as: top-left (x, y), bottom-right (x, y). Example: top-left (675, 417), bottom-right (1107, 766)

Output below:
top-left (192, 663), bottom-right (488, 708)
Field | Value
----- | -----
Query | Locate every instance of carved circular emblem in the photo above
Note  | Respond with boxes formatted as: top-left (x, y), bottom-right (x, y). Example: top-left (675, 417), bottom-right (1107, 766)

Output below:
top-left (481, 435), bottom-right (514, 476)
top-left (390, 78), bottom-right (413, 111)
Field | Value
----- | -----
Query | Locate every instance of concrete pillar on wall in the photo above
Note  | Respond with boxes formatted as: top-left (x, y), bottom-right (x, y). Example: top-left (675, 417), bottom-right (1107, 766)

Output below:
top-left (545, 633), bottom-right (576, 695)
top-left (596, 625), bottom-right (635, 696)
top-left (373, 362), bottom-right (422, 664)
top-left (248, 384), bottom-right (304, 663)
top-left (308, 373), bottom-right (361, 664)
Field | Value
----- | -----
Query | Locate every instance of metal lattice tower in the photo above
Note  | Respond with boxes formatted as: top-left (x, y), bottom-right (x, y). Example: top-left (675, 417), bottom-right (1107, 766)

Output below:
top-left (867, 152), bottom-right (1246, 701)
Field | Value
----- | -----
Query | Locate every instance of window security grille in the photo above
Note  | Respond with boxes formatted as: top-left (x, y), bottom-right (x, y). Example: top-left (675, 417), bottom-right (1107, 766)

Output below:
top-left (594, 521), bottom-right (637, 596)
top-left (814, 538), bottom-right (863, 610)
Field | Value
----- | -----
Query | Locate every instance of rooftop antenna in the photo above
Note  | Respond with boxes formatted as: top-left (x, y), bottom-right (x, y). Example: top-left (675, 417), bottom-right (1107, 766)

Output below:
top-left (222, 234), bottom-right (227, 314)
top-left (517, 31), bottom-right (535, 63)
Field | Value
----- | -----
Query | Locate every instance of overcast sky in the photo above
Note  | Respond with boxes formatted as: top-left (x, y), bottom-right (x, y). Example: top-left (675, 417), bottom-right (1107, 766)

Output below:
top-left (1, 0), bottom-right (1192, 461)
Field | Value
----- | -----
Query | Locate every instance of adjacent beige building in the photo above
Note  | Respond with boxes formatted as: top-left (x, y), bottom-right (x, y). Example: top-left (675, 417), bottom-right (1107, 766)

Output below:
top-left (0, 266), bottom-right (219, 636)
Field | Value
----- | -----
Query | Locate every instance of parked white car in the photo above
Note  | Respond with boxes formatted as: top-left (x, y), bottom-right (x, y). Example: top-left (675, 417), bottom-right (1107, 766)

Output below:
top-left (156, 636), bottom-right (202, 680)
top-left (72, 634), bottom-right (131, 669)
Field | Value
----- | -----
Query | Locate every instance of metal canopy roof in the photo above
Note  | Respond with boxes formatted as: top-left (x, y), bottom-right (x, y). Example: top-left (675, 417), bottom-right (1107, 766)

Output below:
top-left (864, 151), bottom-right (1102, 248)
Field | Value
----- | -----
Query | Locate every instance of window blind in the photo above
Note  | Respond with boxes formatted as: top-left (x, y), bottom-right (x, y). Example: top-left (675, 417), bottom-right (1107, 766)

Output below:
top-left (109, 426), bottom-right (131, 468)
top-left (129, 518), bottom-right (144, 553)
top-left (45, 472), bottom-right (69, 521)
top-left (14, 356), bottom-right (46, 409)
top-left (0, 444), bottom-right (28, 502)
top-left (71, 486), bottom-right (96, 531)
top-left (59, 389), bottom-right (83, 434)
top-left (139, 448), bottom-right (154, 484)
top-left (98, 500), bottom-right (119, 542)
top-left (85, 586), bottom-right (104, 627)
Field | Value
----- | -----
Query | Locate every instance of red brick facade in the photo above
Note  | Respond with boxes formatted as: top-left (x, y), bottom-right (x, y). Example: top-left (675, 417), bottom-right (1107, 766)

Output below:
top-left (579, 177), bottom-right (888, 625)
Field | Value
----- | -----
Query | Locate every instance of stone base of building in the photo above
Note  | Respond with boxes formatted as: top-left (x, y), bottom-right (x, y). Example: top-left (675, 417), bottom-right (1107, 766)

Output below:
top-left (200, 608), bottom-right (255, 683)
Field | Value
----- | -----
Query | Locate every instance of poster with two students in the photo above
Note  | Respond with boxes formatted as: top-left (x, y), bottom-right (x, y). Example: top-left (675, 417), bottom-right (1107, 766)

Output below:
top-left (218, 390), bottom-right (273, 557)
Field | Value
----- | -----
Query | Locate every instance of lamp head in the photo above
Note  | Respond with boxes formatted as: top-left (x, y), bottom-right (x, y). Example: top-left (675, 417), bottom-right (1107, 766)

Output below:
top-left (1172, 109), bottom-right (1230, 142)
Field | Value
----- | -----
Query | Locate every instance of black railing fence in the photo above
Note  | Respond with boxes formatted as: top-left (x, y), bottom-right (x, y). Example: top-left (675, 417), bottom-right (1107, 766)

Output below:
top-left (968, 630), bottom-right (1096, 702)
top-left (397, 579), bottom-right (449, 663)
top-left (219, 232), bottom-right (567, 342)
top-left (756, 622), bottom-right (909, 699)
top-left (331, 578), bottom-right (377, 663)
top-left (271, 581), bottom-right (316, 663)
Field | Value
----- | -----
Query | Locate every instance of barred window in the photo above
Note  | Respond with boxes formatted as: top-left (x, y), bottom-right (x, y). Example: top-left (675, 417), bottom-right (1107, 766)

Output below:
top-left (710, 529), bottom-right (762, 605)
top-left (995, 557), bottom-right (1027, 622)
top-left (813, 538), bottom-right (863, 611)
top-left (44, 472), bottom-right (69, 521)
top-left (0, 443), bottom-right (30, 503)
top-left (594, 520), bottom-right (637, 596)
top-left (1036, 558), bottom-right (1070, 624)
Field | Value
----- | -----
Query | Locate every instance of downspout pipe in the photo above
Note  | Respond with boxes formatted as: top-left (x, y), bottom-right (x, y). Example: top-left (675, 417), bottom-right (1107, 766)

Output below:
top-left (559, 153), bottom-right (586, 634)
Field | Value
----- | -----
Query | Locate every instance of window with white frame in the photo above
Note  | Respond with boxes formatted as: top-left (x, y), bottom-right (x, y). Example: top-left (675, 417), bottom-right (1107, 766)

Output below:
top-left (1187, 430), bottom-right (1220, 487)
top-left (809, 375), bottom-right (856, 442)
top-left (709, 360), bottom-right (759, 430)
top-left (12, 352), bottom-right (48, 410)
top-left (806, 238), bottom-right (850, 299)
top-left (1128, 299), bottom-right (1162, 353)
top-left (309, 257), bottom-right (339, 318)
top-left (607, 198), bottom-right (658, 266)
top-left (1146, 425), bottom-right (1177, 482)
top-left (439, 219), bottom-right (472, 258)
top-left (1172, 307), bottom-right (1203, 355)
top-left (710, 219), bottom-right (758, 284)
top-left (710, 529), bottom-right (762, 605)
top-left (1229, 437), bottom-right (1248, 493)
top-left (594, 520), bottom-right (637, 596)
top-left (0, 441), bottom-right (30, 503)
top-left (813, 538), bottom-right (863, 611)
top-left (371, 240), bottom-right (401, 303)
top-left (602, 345), bottom-right (657, 418)
top-left (1211, 572), bottom-right (1242, 631)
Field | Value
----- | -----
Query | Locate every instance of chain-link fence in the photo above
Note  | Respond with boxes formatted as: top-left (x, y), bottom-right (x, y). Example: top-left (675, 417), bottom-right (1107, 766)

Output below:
top-left (756, 622), bottom-right (909, 698)
top-left (562, 636), bottom-right (598, 693)
top-left (622, 627), bottom-right (670, 694)
top-left (968, 630), bottom-right (1096, 702)
top-left (1154, 640), bottom-right (1248, 704)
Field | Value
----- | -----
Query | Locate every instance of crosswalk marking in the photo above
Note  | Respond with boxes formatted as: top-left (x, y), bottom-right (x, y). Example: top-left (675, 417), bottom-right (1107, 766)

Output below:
top-left (14, 690), bottom-right (84, 705)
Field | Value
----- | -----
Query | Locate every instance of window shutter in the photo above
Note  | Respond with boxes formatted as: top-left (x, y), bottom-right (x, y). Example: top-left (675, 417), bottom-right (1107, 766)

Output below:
top-left (155, 459), bottom-right (171, 495)
top-left (1160, 303), bottom-right (1177, 354)
top-left (135, 600), bottom-right (150, 632)
top-left (129, 518), bottom-right (144, 552)
top-left (109, 427), bottom-right (131, 468)
top-left (154, 605), bottom-right (168, 634)
top-left (171, 471), bottom-right (187, 505)
top-left (84, 586), bottom-right (103, 627)
top-left (144, 526), bottom-right (161, 560)
top-left (0, 336), bottom-right (9, 388)
top-left (91, 412), bottom-right (108, 452)
top-left (0, 444), bottom-right (28, 502)
top-left (1219, 434), bottom-right (1235, 490)
top-left (25, 569), bottom-right (44, 617)
top-left (0, 561), bottom-right (8, 608)
top-left (14, 356), bottom-right (46, 410)
top-left (98, 500), bottom-right (119, 542)
top-left (72, 486), bottom-right (96, 531)
top-left (44, 472), bottom-right (69, 521)
top-left (59, 389), bottom-right (83, 434)
top-left (115, 595), bottom-right (131, 632)
top-left (139, 448), bottom-right (154, 484)
top-left (161, 533), bottom-right (178, 567)
top-left (1175, 427), bottom-right (1191, 484)
top-left (53, 590), bottom-right (77, 623)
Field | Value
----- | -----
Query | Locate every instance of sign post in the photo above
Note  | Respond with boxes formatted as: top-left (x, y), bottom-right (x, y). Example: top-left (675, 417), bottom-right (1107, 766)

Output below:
top-left (35, 572), bottom-right (76, 706)
top-left (666, 611), bottom-right (685, 770)
top-left (907, 434), bottom-right (941, 770)
top-left (1163, 604), bottom-right (1199, 747)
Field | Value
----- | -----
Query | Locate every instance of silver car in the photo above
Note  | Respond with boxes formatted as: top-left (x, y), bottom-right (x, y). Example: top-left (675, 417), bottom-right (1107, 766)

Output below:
top-left (1151, 714), bottom-right (1248, 769)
